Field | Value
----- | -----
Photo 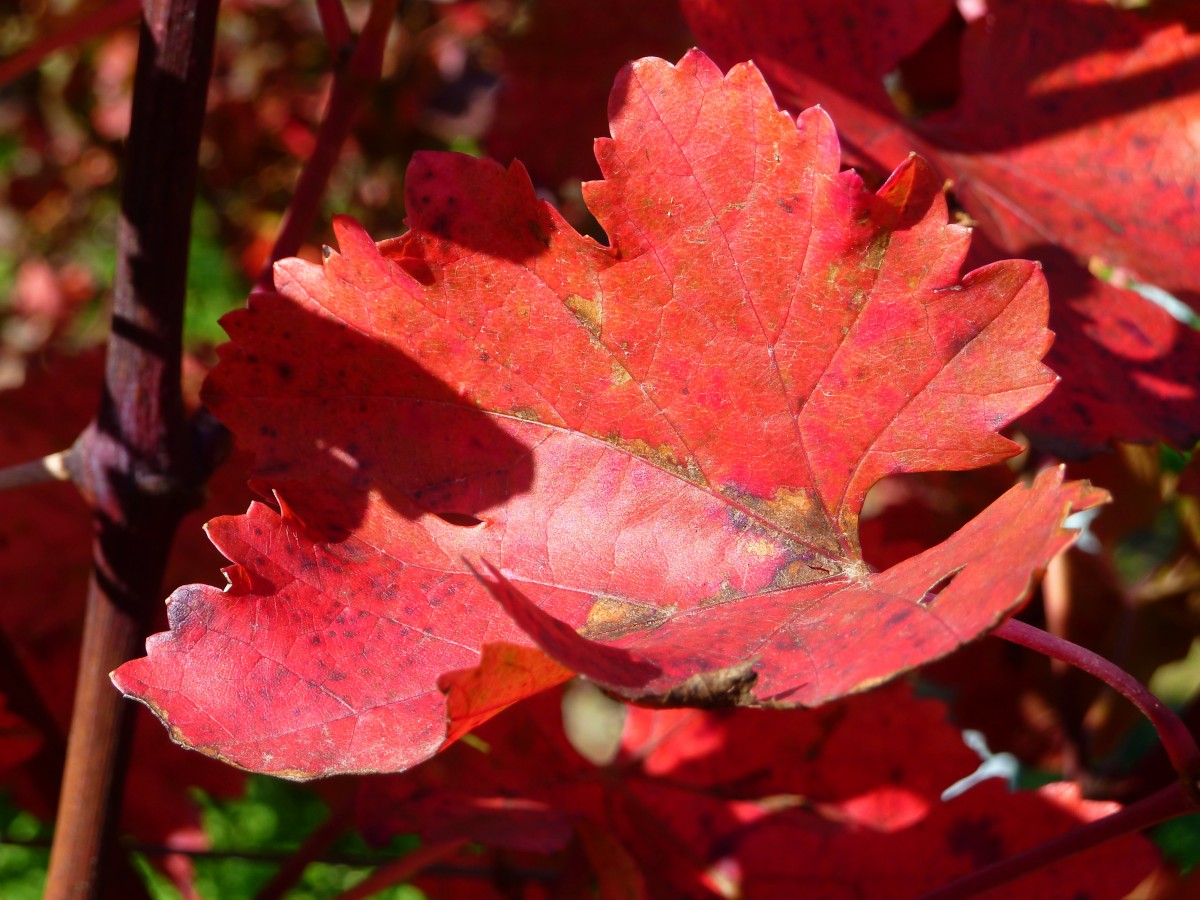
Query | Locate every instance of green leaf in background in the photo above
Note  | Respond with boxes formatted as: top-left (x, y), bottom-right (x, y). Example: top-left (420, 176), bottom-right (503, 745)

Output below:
top-left (0, 791), bottom-right (50, 900)
top-left (185, 200), bottom-right (248, 346)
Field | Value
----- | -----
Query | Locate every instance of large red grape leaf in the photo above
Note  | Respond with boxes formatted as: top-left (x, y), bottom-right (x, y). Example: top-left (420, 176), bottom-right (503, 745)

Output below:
top-left (114, 51), bottom-right (1101, 778)
top-left (358, 683), bottom-right (1159, 897)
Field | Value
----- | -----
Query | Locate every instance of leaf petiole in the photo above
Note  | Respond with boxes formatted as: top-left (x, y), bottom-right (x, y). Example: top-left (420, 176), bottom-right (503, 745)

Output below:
top-left (0, 449), bottom-right (73, 492)
top-left (921, 782), bottom-right (1191, 899)
top-left (993, 617), bottom-right (1200, 794)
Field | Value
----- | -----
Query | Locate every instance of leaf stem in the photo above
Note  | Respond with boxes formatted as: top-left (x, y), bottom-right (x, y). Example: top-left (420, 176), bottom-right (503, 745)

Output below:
top-left (252, 0), bottom-right (397, 294)
top-left (0, 450), bottom-right (73, 491)
top-left (254, 786), bottom-right (354, 900)
top-left (920, 783), bottom-right (1192, 899)
top-left (0, 0), bottom-right (141, 88)
top-left (316, 0), bottom-right (353, 58)
top-left (994, 618), bottom-right (1200, 794)
top-left (331, 840), bottom-right (468, 900)
top-left (42, 0), bottom-right (221, 896)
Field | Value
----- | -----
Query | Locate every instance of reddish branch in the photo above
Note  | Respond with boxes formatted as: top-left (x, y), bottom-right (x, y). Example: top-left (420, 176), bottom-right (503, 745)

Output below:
top-left (995, 618), bottom-right (1200, 793)
top-left (332, 839), bottom-right (468, 900)
top-left (253, 0), bottom-right (398, 294)
top-left (316, 0), bottom-right (353, 58)
top-left (0, 0), bottom-right (141, 88)
top-left (921, 783), bottom-right (1192, 899)
top-left (43, 0), bottom-right (221, 896)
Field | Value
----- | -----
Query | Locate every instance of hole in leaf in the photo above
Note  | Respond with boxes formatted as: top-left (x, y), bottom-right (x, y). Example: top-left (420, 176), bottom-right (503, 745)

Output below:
top-left (434, 511), bottom-right (485, 528)
top-left (918, 567), bottom-right (964, 606)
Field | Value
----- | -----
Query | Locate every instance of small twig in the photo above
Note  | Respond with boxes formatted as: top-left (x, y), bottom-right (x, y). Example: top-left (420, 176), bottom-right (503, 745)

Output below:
top-left (252, 0), bottom-right (398, 295)
top-left (0, 450), bottom-right (73, 491)
top-left (994, 619), bottom-right (1200, 796)
top-left (920, 783), bottom-right (1192, 899)
top-left (254, 787), bottom-right (354, 900)
top-left (0, 0), bottom-right (141, 88)
top-left (315, 0), bottom-right (353, 58)
top-left (332, 840), bottom-right (468, 900)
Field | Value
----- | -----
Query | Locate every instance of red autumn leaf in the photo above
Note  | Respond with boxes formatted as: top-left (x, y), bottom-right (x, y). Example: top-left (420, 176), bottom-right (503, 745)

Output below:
top-left (114, 51), bottom-right (1101, 779)
top-left (358, 682), bottom-right (1159, 898)
top-left (0, 696), bottom-right (40, 774)
top-left (1007, 248), bottom-right (1200, 457)
top-left (920, 0), bottom-right (1200, 309)
top-left (479, 0), bottom-right (690, 187)
top-left (683, 0), bottom-right (1200, 309)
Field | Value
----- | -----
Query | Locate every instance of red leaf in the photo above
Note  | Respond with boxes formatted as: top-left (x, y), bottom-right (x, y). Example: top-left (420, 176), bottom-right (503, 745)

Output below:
top-left (480, 0), bottom-right (690, 186)
top-left (684, 0), bottom-right (1200, 309)
top-left (358, 682), bottom-right (1159, 897)
top-left (922, 0), bottom-right (1200, 308)
top-left (1017, 250), bottom-right (1200, 457)
top-left (115, 51), bottom-right (1099, 778)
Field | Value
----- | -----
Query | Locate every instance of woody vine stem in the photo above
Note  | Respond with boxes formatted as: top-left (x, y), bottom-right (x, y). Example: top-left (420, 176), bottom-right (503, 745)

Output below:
top-left (44, 0), bottom-right (220, 895)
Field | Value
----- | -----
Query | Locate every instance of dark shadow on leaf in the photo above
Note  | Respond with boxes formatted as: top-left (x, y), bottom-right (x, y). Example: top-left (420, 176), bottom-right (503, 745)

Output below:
top-left (385, 151), bottom-right (573, 263)
top-left (909, 0), bottom-right (1199, 148)
top-left (204, 287), bottom-right (536, 542)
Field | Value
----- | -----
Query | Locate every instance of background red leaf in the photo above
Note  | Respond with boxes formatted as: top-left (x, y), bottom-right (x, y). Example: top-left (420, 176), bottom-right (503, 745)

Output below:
top-left (478, 0), bottom-right (690, 187)
top-left (921, 0), bottom-right (1200, 309)
top-left (357, 681), bottom-right (1159, 898)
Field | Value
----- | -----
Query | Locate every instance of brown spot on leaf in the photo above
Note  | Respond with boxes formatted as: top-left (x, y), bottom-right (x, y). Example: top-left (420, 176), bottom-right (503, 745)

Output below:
top-left (633, 659), bottom-right (759, 709)
top-left (580, 596), bottom-right (672, 641)
top-left (728, 484), bottom-right (844, 563)
top-left (698, 579), bottom-right (743, 608)
top-left (605, 434), bottom-right (705, 485)
top-left (864, 231), bottom-right (891, 271)
top-left (564, 292), bottom-right (602, 338)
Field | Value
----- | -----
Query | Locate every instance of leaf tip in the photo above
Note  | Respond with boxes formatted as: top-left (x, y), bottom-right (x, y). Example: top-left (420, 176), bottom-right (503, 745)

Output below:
top-left (330, 214), bottom-right (375, 259)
